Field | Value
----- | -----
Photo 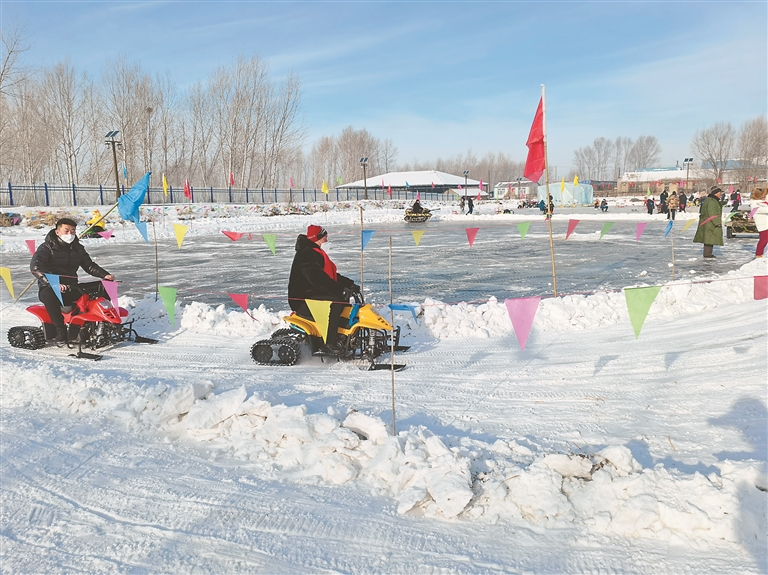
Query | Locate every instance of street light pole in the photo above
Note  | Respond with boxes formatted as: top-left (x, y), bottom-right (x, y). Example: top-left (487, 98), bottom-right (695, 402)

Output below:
top-left (360, 157), bottom-right (369, 200)
top-left (105, 131), bottom-right (122, 200)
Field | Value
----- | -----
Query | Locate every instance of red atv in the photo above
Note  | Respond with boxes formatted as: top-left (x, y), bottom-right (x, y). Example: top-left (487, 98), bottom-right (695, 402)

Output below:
top-left (7, 280), bottom-right (157, 360)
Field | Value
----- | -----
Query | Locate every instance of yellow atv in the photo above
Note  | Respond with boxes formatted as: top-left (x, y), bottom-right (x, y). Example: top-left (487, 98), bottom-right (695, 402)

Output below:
top-left (250, 294), bottom-right (408, 370)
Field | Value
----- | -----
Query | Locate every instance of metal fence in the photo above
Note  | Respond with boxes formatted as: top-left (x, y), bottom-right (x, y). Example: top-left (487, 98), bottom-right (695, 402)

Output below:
top-left (1, 182), bottom-right (452, 208)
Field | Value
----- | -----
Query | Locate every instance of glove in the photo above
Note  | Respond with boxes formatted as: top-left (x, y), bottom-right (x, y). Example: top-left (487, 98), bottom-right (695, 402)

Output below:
top-left (342, 288), bottom-right (354, 300)
top-left (350, 283), bottom-right (361, 294)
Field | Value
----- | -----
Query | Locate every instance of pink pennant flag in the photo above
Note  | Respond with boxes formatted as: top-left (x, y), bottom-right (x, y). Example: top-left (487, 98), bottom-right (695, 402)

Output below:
top-left (387, 186), bottom-right (392, 197)
top-left (101, 279), bottom-right (119, 309)
top-left (465, 227), bottom-right (480, 247)
top-left (222, 230), bottom-right (244, 241)
top-left (636, 222), bottom-right (647, 242)
top-left (416, 191), bottom-right (421, 201)
top-left (289, 177), bottom-right (294, 189)
top-left (458, 184), bottom-right (463, 190)
top-left (755, 276), bottom-right (768, 300)
top-left (97, 229), bottom-right (114, 239)
top-left (749, 206), bottom-right (760, 219)
top-left (229, 293), bottom-right (249, 312)
top-left (476, 192), bottom-right (482, 201)
top-left (478, 179), bottom-right (483, 190)
top-left (431, 182), bottom-right (435, 188)
top-left (699, 215), bottom-right (717, 227)
top-left (382, 178), bottom-right (385, 188)
top-left (505, 297), bottom-right (541, 351)
top-left (565, 219), bottom-right (580, 240)
top-left (229, 172), bottom-right (235, 186)
top-left (25, 239), bottom-right (36, 255)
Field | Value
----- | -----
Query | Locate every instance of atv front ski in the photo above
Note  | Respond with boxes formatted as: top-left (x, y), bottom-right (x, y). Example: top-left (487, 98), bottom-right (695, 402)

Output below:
top-left (70, 351), bottom-right (103, 361)
top-left (367, 363), bottom-right (406, 372)
top-left (133, 335), bottom-right (158, 344)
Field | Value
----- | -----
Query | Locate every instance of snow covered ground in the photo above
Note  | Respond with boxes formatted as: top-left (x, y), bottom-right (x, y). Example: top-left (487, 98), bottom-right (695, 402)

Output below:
top-left (1, 201), bottom-right (766, 574)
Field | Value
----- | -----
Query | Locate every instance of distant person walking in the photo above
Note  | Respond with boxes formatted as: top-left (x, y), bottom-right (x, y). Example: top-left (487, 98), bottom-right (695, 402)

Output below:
top-left (467, 196), bottom-right (474, 215)
top-left (646, 197), bottom-right (655, 215)
top-left (678, 191), bottom-right (687, 213)
top-left (750, 187), bottom-right (768, 258)
top-left (730, 189), bottom-right (741, 212)
top-left (693, 186), bottom-right (726, 259)
top-left (659, 188), bottom-right (669, 215)
top-left (666, 191), bottom-right (679, 220)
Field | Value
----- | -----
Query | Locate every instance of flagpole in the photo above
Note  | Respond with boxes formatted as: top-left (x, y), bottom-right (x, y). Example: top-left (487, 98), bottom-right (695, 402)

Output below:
top-left (542, 84), bottom-right (558, 297)
top-left (389, 236), bottom-right (396, 436)
top-left (153, 219), bottom-right (160, 301)
top-left (359, 206), bottom-right (365, 295)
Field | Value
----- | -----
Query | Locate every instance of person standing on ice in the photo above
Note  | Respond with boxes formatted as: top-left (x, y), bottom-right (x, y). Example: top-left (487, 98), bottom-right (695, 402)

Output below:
top-left (646, 197), bottom-right (655, 215)
top-left (749, 187), bottom-right (768, 258)
top-left (288, 225), bottom-right (360, 353)
top-left (30, 218), bottom-right (115, 345)
top-left (693, 186), bottom-right (726, 259)
top-left (666, 191), bottom-right (679, 220)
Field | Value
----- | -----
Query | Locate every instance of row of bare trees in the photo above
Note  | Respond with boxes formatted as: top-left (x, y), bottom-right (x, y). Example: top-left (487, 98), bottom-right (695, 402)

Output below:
top-left (692, 116), bottom-right (767, 187)
top-left (0, 28), bottom-right (304, 189)
top-left (572, 136), bottom-right (662, 181)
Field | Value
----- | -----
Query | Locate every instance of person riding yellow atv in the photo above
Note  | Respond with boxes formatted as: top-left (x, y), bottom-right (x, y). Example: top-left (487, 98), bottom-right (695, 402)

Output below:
top-left (251, 293), bottom-right (408, 370)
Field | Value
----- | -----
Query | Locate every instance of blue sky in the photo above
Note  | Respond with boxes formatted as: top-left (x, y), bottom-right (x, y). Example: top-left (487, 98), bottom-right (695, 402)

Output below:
top-left (2, 1), bottom-right (766, 174)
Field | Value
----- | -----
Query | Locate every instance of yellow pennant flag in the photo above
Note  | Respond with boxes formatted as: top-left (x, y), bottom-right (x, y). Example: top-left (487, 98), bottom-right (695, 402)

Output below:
top-left (681, 218), bottom-right (696, 233)
top-left (305, 299), bottom-right (332, 342)
top-left (560, 177), bottom-right (565, 192)
top-left (411, 230), bottom-right (425, 246)
top-left (162, 173), bottom-right (169, 195)
top-left (173, 223), bottom-right (188, 248)
top-left (573, 175), bottom-right (579, 186)
top-left (0, 267), bottom-right (14, 299)
top-left (321, 180), bottom-right (329, 194)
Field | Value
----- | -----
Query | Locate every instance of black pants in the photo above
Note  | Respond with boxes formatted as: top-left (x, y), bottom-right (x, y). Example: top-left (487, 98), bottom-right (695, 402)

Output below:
top-left (667, 210), bottom-right (676, 220)
top-left (39, 284), bottom-right (79, 328)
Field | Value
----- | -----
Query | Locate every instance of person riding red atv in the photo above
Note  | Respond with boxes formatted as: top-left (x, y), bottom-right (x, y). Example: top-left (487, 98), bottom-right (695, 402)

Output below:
top-left (7, 280), bottom-right (156, 360)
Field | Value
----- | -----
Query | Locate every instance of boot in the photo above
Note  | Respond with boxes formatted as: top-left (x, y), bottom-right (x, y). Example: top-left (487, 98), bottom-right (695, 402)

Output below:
top-left (54, 325), bottom-right (67, 347)
top-left (703, 245), bottom-right (715, 259)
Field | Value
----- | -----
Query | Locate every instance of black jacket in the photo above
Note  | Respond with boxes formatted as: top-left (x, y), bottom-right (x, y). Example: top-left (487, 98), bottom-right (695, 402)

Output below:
top-left (288, 234), bottom-right (354, 311)
top-left (30, 229), bottom-right (110, 288)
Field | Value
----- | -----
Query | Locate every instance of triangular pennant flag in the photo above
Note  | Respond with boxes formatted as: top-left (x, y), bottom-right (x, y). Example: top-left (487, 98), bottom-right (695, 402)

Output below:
top-left (465, 227), bottom-right (480, 247)
top-left (416, 191), bottom-right (421, 201)
top-left (118, 172), bottom-right (151, 223)
top-left (681, 219), bottom-right (696, 233)
top-left (321, 180), bottom-right (329, 194)
top-left (222, 230), bottom-right (243, 241)
top-left (405, 181), bottom-right (410, 188)
top-left (289, 177), bottom-right (294, 189)
top-left (636, 222), bottom-right (647, 242)
top-left (387, 185), bottom-right (392, 197)
top-left (337, 176), bottom-right (343, 185)
top-left (44, 274), bottom-right (64, 305)
top-left (101, 279), bottom-right (119, 309)
top-left (560, 177), bottom-right (565, 192)
top-left (458, 184), bottom-right (462, 190)
top-left (229, 293), bottom-right (249, 311)
top-left (361, 230), bottom-right (375, 251)
top-left (162, 173), bottom-right (169, 195)
top-left (183, 179), bottom-right (192, 199)
top-left (173, 223), bottom-right (188, 248)
top-left (476, 192), bottom-right (482, 201)
top-left (664, 220), bottom-right (674, 238)
top-left (754, 276), bottom-right (768, 300)
top-left (565, 219), bottom-right (580, 240)
top-left (25, 239), bottom-right (36, 255)
top-left (749, 206), bottom-right (760, 219)
top-left (573, 175), bottom-right (579, 186)
top-left (262, 234), bottom-right (276, 255)
top-left (0, 267), bottom-right (14, 299)
top-left (158, 286), bottom-right (178, 326)
top-left (699, 215), bottom-right (717, 226)
top-left (411, 230), bottom-right (425, 246)
top-left (389, 303), bottom-right (419, 325)
top-left (431, 182), bottom-right (435, 188)
top-left (230, 172), bottom-right (235, 186)
top-left (599, 222), bottom-right (614, 239)
top-left (305, 299), bottom-right (332, 342)
top-left (724, 211), bottom-right (737, 222)
top-left (504, 297), bottom-right (541, 351)
top-left (517, 222), bottom-right (531, 240)
top-left (479, 179), bottom-right (483, 190)
top-left (98, 229), bottom-right (114, 239)
top-left (135, 221), bottom-right (149, 243)
top-left (624, 286), bottom-right (662, 338)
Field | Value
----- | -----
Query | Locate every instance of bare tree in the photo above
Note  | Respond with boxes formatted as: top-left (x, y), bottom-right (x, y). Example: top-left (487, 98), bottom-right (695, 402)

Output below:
top-left (613, 136), bottom-right (632, 180)
top-left (573, 145), bottom-right (596, 179)
top-left (735, 115), bottom-right (767, 187)
top-left (0, 25), bottom-right (30, 97)
top-left (626, 136), bottom-right (661, 171)
top-left (691, 122), bottom-right (735, 184)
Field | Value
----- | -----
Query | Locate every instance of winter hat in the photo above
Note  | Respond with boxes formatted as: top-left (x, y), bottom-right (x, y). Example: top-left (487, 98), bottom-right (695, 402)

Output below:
top-left (307, 225), bottom-right (327, 242)
top-left (710, 186), bottom-right (723, 195)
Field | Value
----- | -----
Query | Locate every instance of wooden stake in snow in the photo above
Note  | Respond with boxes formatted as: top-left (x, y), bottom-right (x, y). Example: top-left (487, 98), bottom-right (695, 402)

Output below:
top-left (389, 236), bottom-right (397, 436)
top-left (541, 84), bottom-right (558, 297)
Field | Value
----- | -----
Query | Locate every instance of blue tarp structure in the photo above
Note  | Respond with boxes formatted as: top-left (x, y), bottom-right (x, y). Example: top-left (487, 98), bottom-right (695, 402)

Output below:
top-left (537, 183), bottom-right (594, 206)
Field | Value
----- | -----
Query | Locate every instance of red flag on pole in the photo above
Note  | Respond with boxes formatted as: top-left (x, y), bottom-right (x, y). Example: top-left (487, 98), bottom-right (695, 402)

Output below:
top-left (229, 172), bottom-right (235, 186)
top-left (183, 180), bottom-right (191, 199)
top-left (523, 97), bottom-right (545, 184)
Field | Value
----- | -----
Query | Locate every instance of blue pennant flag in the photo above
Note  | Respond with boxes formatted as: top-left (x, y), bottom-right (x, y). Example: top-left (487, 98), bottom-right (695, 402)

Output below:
top-left (122, 163), bottom-right (128, 180)
top-left (405, 181), bottom-right (410, 188)
top-left (361, 230), bottom-right (375, 251)
top-left (135, 221), bottom-right (149, 243)
top-left (665, 220), bottom-right (674, 238)
top-left (44, 274), bottom-right (64, 305)
top-left (118, 172), bottom-right (151, 223)
top-left (389, 303), bottom-right (419, 324)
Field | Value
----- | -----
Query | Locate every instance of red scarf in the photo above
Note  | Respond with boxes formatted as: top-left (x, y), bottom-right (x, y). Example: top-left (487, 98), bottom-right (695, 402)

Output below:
top-left (313, 248), bottom-right (337, 280)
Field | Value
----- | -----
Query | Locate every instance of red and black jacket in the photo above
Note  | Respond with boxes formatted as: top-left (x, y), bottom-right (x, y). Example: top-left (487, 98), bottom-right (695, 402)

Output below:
top-left (287, 234), bottom-right (355, 312)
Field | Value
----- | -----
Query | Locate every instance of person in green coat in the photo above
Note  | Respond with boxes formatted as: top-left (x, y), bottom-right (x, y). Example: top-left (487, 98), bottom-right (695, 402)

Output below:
top-left (693, 186), bottom-right (726, 259)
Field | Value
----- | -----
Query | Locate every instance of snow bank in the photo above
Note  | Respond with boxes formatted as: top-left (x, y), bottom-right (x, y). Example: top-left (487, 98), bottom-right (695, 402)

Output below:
top-left (3, 359), bottom-right (764, 541)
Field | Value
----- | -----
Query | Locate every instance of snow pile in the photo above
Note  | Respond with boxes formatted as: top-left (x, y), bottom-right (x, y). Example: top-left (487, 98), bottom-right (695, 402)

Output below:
top-left (3, 358), bottom-right (764, 541)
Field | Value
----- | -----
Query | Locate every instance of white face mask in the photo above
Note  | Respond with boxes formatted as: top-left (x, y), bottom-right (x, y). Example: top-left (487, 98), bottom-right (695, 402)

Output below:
top-left (59, 234), bottom-right (76, 244)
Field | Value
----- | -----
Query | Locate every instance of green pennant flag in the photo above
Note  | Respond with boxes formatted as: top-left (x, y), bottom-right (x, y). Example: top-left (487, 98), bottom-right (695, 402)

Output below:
top-left (158, 286), bottom-right (178, 326)
top-left (517, 222), bottom-right (531, 240)
top-left (337, 176), bottom-right (343, 185)
top-left (600, 222), bottom-right (615, 239)
top-left (262, 233), bottom-right (276, 255)
top-left (623, 286), bottom-right (661, 338)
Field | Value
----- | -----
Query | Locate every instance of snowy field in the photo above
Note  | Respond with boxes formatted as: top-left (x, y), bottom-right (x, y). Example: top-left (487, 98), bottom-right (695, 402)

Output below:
top-left (1, 200), bottom-right (766, 574)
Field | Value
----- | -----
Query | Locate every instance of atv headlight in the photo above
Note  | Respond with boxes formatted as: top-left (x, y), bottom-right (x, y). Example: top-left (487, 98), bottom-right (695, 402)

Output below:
top-left (98, 300), bottom-right (114, 309)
